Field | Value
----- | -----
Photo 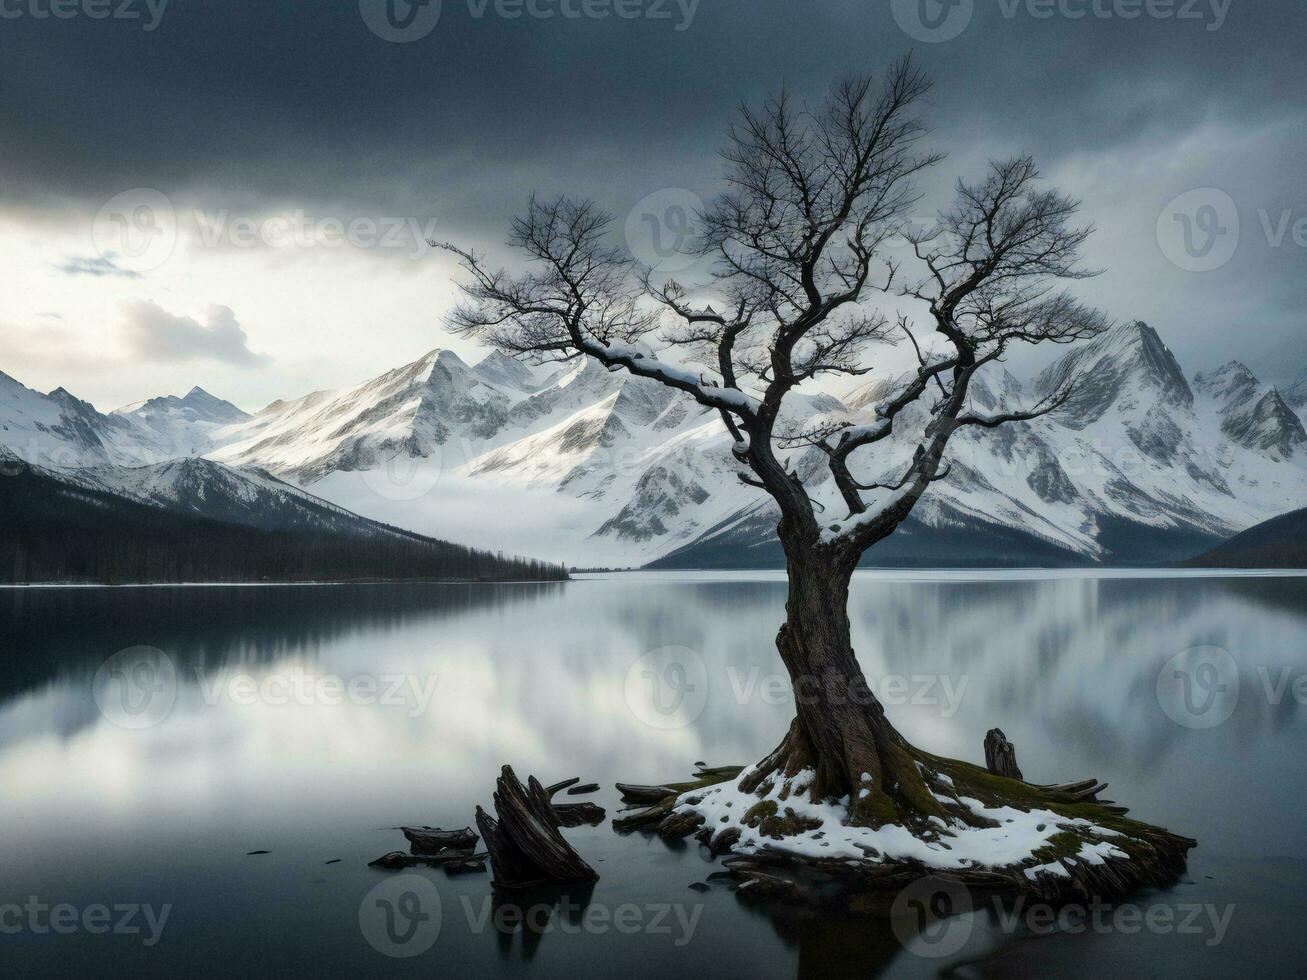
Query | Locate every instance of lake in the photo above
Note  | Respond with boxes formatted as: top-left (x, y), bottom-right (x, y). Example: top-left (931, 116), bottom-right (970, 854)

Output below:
top-left (3, 571), bottom-right (1306, 977)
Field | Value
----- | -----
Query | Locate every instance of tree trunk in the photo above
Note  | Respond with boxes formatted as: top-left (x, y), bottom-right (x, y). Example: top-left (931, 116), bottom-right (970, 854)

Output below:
top-left (739, 532), bottom-right (946, 829)
top-left (625, 527), bottom-right (1196, 900)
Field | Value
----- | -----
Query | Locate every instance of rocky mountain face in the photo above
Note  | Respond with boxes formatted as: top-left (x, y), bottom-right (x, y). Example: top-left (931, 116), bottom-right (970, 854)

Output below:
top-left (3, 321), bottom-right (1305, 568)
top-left (1285, 369), bottom-right (1307, 410)
top-left (207, 349), bottom-right (534, 481)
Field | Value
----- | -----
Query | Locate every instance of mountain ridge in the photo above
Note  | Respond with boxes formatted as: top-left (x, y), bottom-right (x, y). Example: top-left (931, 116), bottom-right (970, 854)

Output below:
top-left (2, 322), bottom-right (1304, 568)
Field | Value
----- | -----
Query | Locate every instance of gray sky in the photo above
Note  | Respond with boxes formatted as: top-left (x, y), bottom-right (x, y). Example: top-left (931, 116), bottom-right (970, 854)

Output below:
top-left (2, 0), bottom-right (1303, 409)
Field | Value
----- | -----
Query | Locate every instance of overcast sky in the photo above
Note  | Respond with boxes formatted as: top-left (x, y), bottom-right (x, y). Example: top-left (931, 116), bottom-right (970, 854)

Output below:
top-left (2, 0), bottom-right (1303, 410)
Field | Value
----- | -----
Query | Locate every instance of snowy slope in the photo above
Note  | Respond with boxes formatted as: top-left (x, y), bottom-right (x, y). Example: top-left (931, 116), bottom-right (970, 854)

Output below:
top-left (71, 457), bottom-right (404, 537)
top-left (207, 349), bottom-right (527, 480)
top-left (201, 326), bottom-right (1307, 566)
top-left (4, 323), bottom-right (1305, 568)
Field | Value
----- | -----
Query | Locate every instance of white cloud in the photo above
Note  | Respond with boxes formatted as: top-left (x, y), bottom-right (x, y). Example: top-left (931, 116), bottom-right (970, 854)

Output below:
top-left (117, 300), bottom-right (270, 367)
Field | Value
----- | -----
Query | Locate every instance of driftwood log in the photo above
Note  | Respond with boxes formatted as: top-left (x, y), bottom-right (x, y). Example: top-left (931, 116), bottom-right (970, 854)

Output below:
top-left (617, 783), bottom-right (679, 804)
top-left (551, 802), bottom-right (606, 828)
top-left (401, 826), bottom-right (479, 854)
top-left (983, 728), bottom-right (1024, 781)
top-left (475, 766), bottom-right (600, 889)
top-left (980, 731), bottom-right (1121, 809)
top-left (369, 849), bottom-right (488, 871)
top-left (543, 776), bottom-right (606, 827)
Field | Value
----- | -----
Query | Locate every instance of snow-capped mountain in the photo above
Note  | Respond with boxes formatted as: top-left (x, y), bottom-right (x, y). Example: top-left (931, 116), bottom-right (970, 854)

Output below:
top-left (1283, 368), bottom-right (1307, 411)
top-left (111, 387), bottom-right (251, 458)
top-left (2, 321), bottom-right (1304, 568)
top-left (0, 370), bottom-right (247, 469)
top-left (207, 348), bottom-right (535, 480)
top-left (211, 322), bottom-right (1307, 567)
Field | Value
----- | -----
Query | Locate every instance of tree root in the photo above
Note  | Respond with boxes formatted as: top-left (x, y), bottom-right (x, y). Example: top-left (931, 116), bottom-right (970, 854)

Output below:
top-left (614, 732), bottom-right (1195, 907)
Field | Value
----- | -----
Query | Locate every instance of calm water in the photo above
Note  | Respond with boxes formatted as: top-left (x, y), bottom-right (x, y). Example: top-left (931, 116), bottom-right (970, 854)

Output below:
top-left (3, 571), bottom-right (1306, 978)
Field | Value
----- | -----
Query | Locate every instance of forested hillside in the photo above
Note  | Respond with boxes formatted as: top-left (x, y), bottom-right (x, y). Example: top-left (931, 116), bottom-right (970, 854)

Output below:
top-left (0, 457), bottom-right (566, 585)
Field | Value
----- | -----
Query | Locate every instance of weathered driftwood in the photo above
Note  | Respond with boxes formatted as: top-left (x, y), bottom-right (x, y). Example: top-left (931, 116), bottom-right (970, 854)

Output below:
top-left (444, 856), bottom-right (487, 875)
top-left (552, 802), bottom-right (606, 827)
top-left (613, 765), bottom-right (746, 832)
top-left (369, 848), bottom-right (487, 870)
top-left (978, 730), bottom-right (1123, 811)
top-left (476, 765), bottom-right (599, 889)
top-left (694, 763), bottom-right (746, 779)
top-left (401, 826), bottom-right (479, 854)
top-left (540, 776), bottom-right (606, 826)
top-left (983, 728), bottom-right (1024, 781)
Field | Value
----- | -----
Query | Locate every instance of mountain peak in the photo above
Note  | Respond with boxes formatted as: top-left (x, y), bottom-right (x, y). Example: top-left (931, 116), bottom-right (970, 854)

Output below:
top-left (118, 387), bottom-right (249, 424)
top-left (47, 386), bottom-right (100, 415)
top-left (1194, 360), bottom-right (1260, 410)
top-left (474, 350), bottom-right (540, 391)
top-left (1036, 320), bottom-right (1193, 423)
top-left (422, 348), bottom-right (467, 367)
top-left (1221, 387), bottom-right (1307, 458)
top-left (1287, 368), bottom-right (1307, 409)
top-left (410, 348), bottom-right (470, 382)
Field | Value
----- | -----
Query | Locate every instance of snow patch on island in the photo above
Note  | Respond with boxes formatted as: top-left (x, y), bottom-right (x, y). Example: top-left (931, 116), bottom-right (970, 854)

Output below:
top-left (674, 766), bottom-right (1125, 873)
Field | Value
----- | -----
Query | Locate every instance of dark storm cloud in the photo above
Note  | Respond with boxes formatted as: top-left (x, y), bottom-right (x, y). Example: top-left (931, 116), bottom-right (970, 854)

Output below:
top-left (2, 0), bottom-right (1304, 378)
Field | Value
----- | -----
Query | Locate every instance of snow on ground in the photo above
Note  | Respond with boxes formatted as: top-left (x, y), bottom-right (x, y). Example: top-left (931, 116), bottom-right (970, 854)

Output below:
top-left (675, 766), bottom-right (1127, 872)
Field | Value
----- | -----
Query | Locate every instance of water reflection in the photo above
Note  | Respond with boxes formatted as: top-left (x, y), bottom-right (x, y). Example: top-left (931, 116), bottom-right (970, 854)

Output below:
top-left (2, 572), bottom-right (1305, 978)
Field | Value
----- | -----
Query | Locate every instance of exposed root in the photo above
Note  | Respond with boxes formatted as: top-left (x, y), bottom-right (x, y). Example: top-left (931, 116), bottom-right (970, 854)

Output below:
top-left (615, 744), bottom-right (1195, 906)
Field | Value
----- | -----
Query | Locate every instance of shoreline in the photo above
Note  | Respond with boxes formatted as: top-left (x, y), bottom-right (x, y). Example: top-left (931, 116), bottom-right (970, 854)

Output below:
top-left (5, 567), bottom-right (1305, 589)
top-left (0, 578), bottom-right (571, 590)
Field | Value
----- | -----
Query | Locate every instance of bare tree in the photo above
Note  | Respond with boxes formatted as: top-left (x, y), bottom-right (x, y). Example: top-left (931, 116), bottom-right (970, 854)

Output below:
top-left (436, 58), bottom-right (1177, 857)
